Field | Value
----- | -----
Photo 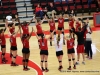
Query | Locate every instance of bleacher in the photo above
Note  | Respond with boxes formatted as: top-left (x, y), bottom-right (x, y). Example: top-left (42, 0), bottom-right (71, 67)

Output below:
top-left (0, 0), bottom-right (99, 26)
top-left (0, 0), bottom-right (17, 20)
top-left (31, 0), bottom-right (99, 15)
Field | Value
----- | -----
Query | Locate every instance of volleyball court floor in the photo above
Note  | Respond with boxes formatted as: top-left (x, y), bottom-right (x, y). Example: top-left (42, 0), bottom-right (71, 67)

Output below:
top-left (0, 20), bottom-right (100, 75)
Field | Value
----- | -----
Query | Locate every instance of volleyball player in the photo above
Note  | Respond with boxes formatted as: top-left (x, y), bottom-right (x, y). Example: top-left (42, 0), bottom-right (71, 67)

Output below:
top-left (19, 26), bottom-right (33, 71)
top-left (10, 26), bottom-right (20, 66)
top-left (17, 15), bottom-right (33, 37)
top-left (0, 26), bottom-right (7, 63)
top-left (57, 14), bottom-right (65, 45)
top-left (71, 22), bottom-right (87, 65)
top-left (33, 27), bottom-right (55, 72)
top-left (75, 18), bottom-right (81, 31)
top-left (64, 32), bottom-right (76, 70)
top-left (6, 20), bottom-right (16, 57)
top-left (68, 15), bottom-right (75, 39)
top-left (54, 32), bottom-right (63, 71)
top-left (46, 17), bottom-right (56, 46)
top-left (33, 16), bottom-right (45, 48)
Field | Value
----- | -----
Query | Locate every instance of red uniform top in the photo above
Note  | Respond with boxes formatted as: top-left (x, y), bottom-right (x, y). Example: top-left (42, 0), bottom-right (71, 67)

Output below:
top-left (35, 7), bottom-right (42, 12)
top-left (21, 24), bottom-right (29, 35)
top-left (39, 39), bottom-right (48, 50)
top-left (9, 27), bottom-right (15, 34)
top-left (22, 39), bottom-right (29, 48)
top-left (36, 23), bottom-right (43, 34)
top-left (58, 18), bottom-right (64, 28)
top-left (10, 35), bottom-right (17, 46)
top-left (49, 21), bottom-right (55, 31)
top-left (69, 19), bottom-right (74, 29)
top-left (75, 22), bottom-right (81, 31)
top-left (67, 38), bottom-right (74, 49)
top-left (0, 34), bottom-right (6, 45)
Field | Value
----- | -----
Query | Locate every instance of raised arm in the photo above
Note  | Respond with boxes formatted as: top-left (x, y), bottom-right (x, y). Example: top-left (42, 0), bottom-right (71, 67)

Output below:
top-left (27, 18), bottom-right (33, 25)
top-left (14, 26), bottom-right (20, 37)
top-left (19, 25), bottom-right (22, 38)
top-left (47, 30), bottom-right (55, 40)
top-left (15, 15), bottom-right (21, 26)
top-left (33, 27), bottom-right (40, 40)
top-left (40, 16), bottom-right (46, 24)
top-left (59, 34), bottom-right (64, 45)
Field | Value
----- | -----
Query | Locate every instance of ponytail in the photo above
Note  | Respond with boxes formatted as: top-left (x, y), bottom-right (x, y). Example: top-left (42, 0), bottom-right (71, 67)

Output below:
top-left (57, 35), bottom-right (60, 46)
top-left (41, 34), bottom-right (44, 43)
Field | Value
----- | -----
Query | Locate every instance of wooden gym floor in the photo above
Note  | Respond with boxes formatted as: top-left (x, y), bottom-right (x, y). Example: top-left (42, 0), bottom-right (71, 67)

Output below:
top-left (0, 20), bottom-right (100, 75)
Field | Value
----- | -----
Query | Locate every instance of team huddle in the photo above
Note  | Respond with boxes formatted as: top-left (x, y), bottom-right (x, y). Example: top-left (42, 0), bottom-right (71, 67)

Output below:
top-left (0, 14), bottom-right (93, 72)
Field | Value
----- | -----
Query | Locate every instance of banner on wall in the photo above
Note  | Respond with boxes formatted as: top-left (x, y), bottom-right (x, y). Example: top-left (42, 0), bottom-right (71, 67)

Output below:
top-left (93, 13), bottom-right (100, 27)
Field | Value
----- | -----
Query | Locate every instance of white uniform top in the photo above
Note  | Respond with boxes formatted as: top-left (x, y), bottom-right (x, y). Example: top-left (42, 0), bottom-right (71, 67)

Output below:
top-left (86, 24), bottom-right (92, 41)
top-left (54, 34), bottom-right (63, 52)
top-left (6, 16), bottom-right (12, 23)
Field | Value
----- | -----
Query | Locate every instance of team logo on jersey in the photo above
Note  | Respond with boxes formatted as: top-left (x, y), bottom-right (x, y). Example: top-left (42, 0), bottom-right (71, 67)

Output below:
top-left (59, 20), bottom-right (62, 23)
top-left (42, 42), bottom-right (45, 46)
top-left (51, 23), bottom-right (54, 26)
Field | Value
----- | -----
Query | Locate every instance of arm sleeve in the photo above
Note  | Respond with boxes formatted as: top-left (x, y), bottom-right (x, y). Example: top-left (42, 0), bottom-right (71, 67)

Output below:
top-left (59, 34), bottom-right (63, 45)
top-left (87, 26), bottom-right (92, 34)
top-left (54, 34), bottom-right (57, 43)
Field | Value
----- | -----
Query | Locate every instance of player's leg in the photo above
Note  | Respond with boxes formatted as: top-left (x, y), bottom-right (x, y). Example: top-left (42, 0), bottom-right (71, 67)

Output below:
top-left (67, 54), bottom-right (72, 70)
top-left (72, 53), bottom-right (76, 69)
top-left (22, 53), bottom-right (26, 70)
top-left (25, 52), bottom-right (30, 70)
top-left (44, 55), bottom-right (49, 72)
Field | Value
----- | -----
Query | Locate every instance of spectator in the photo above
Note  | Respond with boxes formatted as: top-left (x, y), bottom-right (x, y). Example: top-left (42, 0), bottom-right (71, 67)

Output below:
top-left (70, 10), bottom-right (76, 16)
top-left (62, 7), bottom-right (69, 18)
top-left (54, 0), bottom-right (62, 3)
top-left (47, 3), bottom-right (57, 18)
top-left (35, 4), bottom-right (44, 19)
top-left (43, 7), bottom-right (48, 17)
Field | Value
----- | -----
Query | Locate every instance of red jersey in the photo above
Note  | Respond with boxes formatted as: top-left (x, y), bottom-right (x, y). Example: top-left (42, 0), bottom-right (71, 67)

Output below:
top-left (21, 24), bottom-right (29, 34)
top-left (35, 7), bottom-right (42, 12)
top-left (69, 19), bottom-right (74, 29)
top-left (22, 39), bottom-right (29, 48)
top-left (58, 18), bottom-right (64, 28)
top-left (49, 21), bottom-right (55, 31)
top-left (75, 22), bottom-right (81, 31)
top-left (9, 27), bottom-right (15, 34)
top-left (10, 35), bottom-right (17, 46)
top-left (36, 23), bottom-right (43, 34)
top-left (39, 39), bottom-right (48, 50)
top-left (82, 26), bottom-right (87, 39)
top-left (67, 38), bottom-right (74, 49)
top-left (0, 34), bottom-right (6, 45)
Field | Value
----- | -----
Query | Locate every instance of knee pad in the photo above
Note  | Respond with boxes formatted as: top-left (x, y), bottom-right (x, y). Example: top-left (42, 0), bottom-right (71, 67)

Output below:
top-left (26, 59), bottom-right (29, 62)
top-left (2, 53), bottom-right (5, 56)
top-left (72, 58), bottom-right (75, 61)
top-left (68, 59), bottom-right (71, 61)
top-left (13, 56), bottom-right (16, 59)
top-left (23, 59), bottom-right (25, 62)
top-left (54, 32), bottom-right (56, 35)
top-left (41, 60), bottom-right (44, 62)
top-left (50, 37), bottom-right (52, 40)
top-left (69, 30), bottom-right (72, 33)
top-left (45, 61), bottom-right (47, 62)
top-left (62, 32), bottom-right (64, 35)
top-left (59, 61), bottom-right (62, 63)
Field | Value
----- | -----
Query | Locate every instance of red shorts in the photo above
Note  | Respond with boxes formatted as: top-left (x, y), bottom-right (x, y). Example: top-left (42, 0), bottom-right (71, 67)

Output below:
top-left (77, 45), bottom-right (84, 53)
